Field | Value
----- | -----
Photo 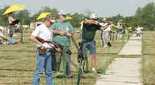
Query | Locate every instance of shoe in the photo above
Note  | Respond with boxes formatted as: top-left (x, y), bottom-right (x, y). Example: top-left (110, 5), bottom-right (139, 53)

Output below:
top-left (107, 42), bottom-right (112, 47)
top-left (67, 74), bottom-right (73, 78)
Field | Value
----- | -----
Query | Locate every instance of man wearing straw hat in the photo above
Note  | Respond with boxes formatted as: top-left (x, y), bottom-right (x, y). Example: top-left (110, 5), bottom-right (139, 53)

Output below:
top-left (7, 12), bottom-right (19, 44)
top-left (31, 12), bottom-right (54, 85)
top-left (3, 4), bottom-right (24, 45)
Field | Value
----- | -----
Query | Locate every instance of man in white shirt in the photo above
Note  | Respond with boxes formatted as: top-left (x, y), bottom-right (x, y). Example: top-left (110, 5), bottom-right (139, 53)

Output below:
top-left (101, 22), bottom-right (112, 48)
top-left (136, 26), bottom-right (143, 37)
top-left (31, 17), bottom-right (54, 85)
top-left (116, 22), bottom-right (124, 39)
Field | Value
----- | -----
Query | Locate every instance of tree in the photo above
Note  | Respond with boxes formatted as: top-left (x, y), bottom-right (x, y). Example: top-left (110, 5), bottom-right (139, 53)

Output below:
top-left (83, 9), bottom-right (93, 18)
top-left (32, 6), bottom-right (58, 21)
top-left (69, 13), bottom-right (85, 28)
top-left (134, 2), bottom-right (155, 30)
top-left (111, 14), bottom-right (124, 24)
top-left (15, 10), bottom-right (31, 25)
top-left (0, 6), bottom-right (9, 26)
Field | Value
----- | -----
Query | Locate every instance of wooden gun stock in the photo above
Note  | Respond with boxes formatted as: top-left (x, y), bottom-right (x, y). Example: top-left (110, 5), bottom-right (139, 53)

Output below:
top-left (35, 36), bottom-right (46, 43)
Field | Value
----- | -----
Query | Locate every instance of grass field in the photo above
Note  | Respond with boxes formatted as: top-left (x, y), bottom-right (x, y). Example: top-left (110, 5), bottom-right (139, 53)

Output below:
top-left (142, 31), bottom-right (155, 85)
top-left (0, 30), bottom-right (125, 85)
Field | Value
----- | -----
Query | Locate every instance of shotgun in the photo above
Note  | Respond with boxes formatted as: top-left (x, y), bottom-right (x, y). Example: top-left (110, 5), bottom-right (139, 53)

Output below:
top-left (35, 36), bottom-right (63, 53)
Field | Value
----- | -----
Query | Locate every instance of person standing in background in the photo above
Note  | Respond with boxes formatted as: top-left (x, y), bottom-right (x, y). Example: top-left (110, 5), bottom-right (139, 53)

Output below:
top-left (7, 12), bottom-right (19, 45)
top-left (51, 11), bottom-right (75, 78)
top-left (116, 21), bottom-right (123, 40)
top-left (7, 13), bottom-right (17, 38)
top-left (101, 21), bottom-right (112, 48)
top-left (81, 13), bottom-right (102, 72)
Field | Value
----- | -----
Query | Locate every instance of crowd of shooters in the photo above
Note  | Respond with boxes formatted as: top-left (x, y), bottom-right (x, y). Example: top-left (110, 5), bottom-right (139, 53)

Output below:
top-left (0, 9), bottom-right (144, 85)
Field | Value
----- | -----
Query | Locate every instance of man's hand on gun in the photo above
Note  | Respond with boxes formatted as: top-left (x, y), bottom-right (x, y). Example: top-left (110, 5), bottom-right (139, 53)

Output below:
top-left (36, 36), bottom-right (63, 53)
top-left (64, 32), bottom-right (72, 37)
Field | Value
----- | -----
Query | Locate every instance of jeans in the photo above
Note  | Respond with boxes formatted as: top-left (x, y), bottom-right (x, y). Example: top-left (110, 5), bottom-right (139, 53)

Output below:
top-left (32, 49), bottom-right (53, 85)
top-left (8, 37), bottom-right (16, 45)
top-left (62, 47), bottom-right (72, 76)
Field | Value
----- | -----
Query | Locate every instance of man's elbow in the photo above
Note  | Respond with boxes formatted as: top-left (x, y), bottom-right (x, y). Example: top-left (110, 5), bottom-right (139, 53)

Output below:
top-left (30, 35), bottom-right (35, 41)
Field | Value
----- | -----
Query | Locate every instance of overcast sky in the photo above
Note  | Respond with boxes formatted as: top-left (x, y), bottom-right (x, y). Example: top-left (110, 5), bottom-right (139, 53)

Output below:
top-left (0, 0), bottom-right (154, 17)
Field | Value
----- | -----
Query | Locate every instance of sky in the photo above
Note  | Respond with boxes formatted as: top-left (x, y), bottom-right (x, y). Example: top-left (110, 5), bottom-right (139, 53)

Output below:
top-left (0, 0), bottom-right (154, 17)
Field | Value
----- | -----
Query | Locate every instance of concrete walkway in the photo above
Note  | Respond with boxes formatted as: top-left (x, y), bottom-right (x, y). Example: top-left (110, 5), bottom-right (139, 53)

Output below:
top-left (119, 35), bottom-right (142, 55)
top-left (96, 35), bottom-right (143, 85)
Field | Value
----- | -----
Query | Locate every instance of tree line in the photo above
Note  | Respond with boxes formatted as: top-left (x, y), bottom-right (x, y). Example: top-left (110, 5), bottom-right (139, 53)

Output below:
top-left (0, 2), bottom-right (155, 30)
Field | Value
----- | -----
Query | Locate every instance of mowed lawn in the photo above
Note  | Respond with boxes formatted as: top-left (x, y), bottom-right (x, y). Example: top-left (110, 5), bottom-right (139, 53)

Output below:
top-left (0, 30), bottom-right (125, 85)
top-left (142, 31), bottom-right (155, 85)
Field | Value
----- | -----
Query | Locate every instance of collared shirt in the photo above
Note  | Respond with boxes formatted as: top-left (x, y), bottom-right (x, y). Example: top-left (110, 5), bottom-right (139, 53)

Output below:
top-left (32, 23), bottom-right (53, 46)
top-left (50, 21), bottom-right (74, 47)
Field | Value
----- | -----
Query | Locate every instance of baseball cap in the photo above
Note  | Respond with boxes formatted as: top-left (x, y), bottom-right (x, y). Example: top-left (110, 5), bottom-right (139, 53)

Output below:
top-left (58, 10), bottom-right (66, 16)
top-left (89, 13), bottom-right (97, 19)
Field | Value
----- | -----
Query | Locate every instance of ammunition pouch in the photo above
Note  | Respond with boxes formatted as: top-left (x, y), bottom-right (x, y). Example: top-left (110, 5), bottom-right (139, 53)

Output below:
top-left (38, 47), bottom-right (47, 55)
top-left (66, 49), bottom-right (72, 55)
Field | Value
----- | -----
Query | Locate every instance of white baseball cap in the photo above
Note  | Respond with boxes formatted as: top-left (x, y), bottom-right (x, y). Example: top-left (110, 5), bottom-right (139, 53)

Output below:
top-left (58, 10), bottom-right (66, 16)
top-left (89, 13), bottom-right (97, 19)
top-left (103, 18), bottom-right (107, 21)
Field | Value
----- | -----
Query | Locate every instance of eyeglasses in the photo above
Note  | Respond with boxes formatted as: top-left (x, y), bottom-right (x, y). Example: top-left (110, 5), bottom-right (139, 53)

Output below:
top-left (47, 19), bottom-right (55, 25)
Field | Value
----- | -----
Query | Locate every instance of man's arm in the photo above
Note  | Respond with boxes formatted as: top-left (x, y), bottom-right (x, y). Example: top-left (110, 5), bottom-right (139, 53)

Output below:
top-left (83, 19), bottom-right (98, 25)
top-left (52, 30), bottom-right (66, 36)
top-left (51, 23), bottom-right (67, 36)
top-left (0, 35), bottom-right (8, 41)
top-left (0, 32), bottom-right (8, 41)
top-left (53, 29), bottom-right (73, 37)
top-left (30, 27), bottom-right (42, 46)
top-left (30, 35), bottom-right (42, 46)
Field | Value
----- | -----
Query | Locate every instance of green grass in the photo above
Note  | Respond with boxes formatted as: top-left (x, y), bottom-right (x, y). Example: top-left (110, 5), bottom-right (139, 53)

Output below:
top-left (0, 31), bottom-right (125, 85)
top-left (142, 31), bottom-right (155, 85)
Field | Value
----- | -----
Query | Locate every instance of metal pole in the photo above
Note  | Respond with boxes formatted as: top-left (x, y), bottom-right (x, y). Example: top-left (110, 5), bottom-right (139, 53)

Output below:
top-left (20, 19), bottom-right (24, 43)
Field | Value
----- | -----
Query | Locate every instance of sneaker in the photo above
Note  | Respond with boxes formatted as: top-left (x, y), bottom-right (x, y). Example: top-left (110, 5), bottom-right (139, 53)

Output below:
top-left (107, 42), bottom-right (112, 47)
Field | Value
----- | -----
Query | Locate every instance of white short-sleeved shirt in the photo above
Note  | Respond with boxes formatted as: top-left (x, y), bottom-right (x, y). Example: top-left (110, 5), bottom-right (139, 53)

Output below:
top-left (136, 27), bottom-right (143, 33)
top-left (0, 31), bottom-right (4, 37)
top-left (104, 25), bottom-right (111, 32)
top-left (31, 24), bottom-right (52, 42)
top-left (8, 16), bottom-right (15, 24)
